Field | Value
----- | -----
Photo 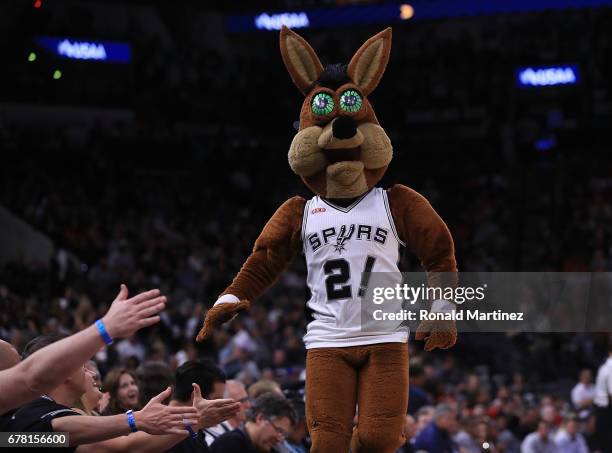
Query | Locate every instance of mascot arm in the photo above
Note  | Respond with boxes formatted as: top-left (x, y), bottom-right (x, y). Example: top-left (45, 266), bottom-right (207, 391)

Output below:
top-left (387, 184), bottom-right (458, 350)
top-left (196, 196), bottom-right (305, 342)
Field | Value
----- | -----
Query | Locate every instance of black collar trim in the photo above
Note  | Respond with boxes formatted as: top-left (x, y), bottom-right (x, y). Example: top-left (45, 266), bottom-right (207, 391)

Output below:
top-left (319, 188), bottom-right (373, 213)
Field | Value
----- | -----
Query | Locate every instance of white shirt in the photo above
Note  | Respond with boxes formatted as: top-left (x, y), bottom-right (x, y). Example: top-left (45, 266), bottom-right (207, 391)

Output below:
top-left (520, 432), bottom-right (558, 453)
top-left (553, 430), bottom-right (588, 453)
top-left (594, 356), bottom-right (612, 407)
top-left (570, 382), bottom-right (595, 408)
top-left (115, 339), bottom-right (146, 362)
top-left (204, 420), bottom-right (233, 445)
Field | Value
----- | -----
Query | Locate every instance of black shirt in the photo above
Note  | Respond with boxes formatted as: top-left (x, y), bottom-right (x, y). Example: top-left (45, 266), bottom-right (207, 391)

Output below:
top-left (8, 395), bottom-right (80, 453)
top-left (0, 408), bottom-right (16, 432)
top-left (166, 429), bottom-right (210, 453)
top-left (210, 427), bottom-right (257, 453)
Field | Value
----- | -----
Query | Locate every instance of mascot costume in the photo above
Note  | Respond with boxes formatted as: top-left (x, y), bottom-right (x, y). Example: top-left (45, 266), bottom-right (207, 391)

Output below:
top-left (197, 26), bottom-right (458, 453)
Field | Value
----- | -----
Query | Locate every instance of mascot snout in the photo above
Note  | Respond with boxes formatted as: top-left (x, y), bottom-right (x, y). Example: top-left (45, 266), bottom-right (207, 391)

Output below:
top-left (318, 117), bottom-right (364, 150)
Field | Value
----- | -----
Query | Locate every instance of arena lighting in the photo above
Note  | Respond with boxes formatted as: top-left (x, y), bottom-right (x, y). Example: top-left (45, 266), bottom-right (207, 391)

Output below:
top-left (34, 36), bottom-right (131, 63)
top-left (28, 52), bottom-right (37, 62)
top-left (53, 69), bottom-right (62, 80)
top-left (517, 65), bottom-right (580, 87)
top-left (534, 135), bottom-right (557, 151)
top-left (400, 4), bottom-right (415, 20)
top-left (34, 0), bottom-right (42, 9)
top-left (228, 0), bottom-right (612, 32)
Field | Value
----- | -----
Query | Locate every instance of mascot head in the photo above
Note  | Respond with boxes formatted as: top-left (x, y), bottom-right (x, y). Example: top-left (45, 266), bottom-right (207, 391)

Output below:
top-left (280, 26), bottom-right (393, 199)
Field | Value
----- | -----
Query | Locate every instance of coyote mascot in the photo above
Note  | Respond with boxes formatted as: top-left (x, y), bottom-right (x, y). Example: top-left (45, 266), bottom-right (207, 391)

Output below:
top-left (197, 26), bottom-right (458, 453)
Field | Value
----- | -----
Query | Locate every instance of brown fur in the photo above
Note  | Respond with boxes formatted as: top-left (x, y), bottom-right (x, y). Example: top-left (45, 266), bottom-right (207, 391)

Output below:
top-left (306, 343), bottom-right (408, 453)
top-left (281, 26), bottom-right (393, 199)
top-left (317, 124), bottom-right (363, 149)
top-left (196, 299), bottom-right (250, 342)
top-left (388, 184), bottom-right (458, 350)
top-left (415, 319), bottom-right (458, 351)
top-left (196, 186), bottom-right (458, 348)
top-left (325, 161), bottom-right (368, 198)
top-left (280, 26), bottom-right (323, 94)
top-left (387, 185), bottom-right (458, 286)
top-left (196, 27), bottom-right (458, 453)
top-left (347, 28), bottom-right (392, 96)
top-left (195, 196), bottom-right (305, 341)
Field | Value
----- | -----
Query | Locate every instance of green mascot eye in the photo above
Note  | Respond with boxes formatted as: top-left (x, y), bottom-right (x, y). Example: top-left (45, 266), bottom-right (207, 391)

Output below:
top-left (339, 89), bottom-right (363, 113)
top-left (311, 93), bottom-right (335, 116)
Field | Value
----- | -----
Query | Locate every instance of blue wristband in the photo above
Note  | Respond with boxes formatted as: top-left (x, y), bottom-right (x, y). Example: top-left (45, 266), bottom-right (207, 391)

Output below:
top-left (126, 410), bottom-right (138, 432)
top-left (95, 319), bottom-right (113, 345)
top-left (186, 425), bottom-right (197, 439)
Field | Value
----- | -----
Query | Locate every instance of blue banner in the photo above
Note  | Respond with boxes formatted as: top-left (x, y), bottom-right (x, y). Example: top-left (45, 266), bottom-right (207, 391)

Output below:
top-left (35, 36), bottom-right (131, 63)
top-left (517, 65), bottom-right (580, 87)
top-left (227, 0), bottom-right (612, 32)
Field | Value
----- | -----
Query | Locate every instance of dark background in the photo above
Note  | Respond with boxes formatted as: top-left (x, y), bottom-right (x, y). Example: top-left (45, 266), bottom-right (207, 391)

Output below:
top-left (0, 0), bottom-right (610, 449)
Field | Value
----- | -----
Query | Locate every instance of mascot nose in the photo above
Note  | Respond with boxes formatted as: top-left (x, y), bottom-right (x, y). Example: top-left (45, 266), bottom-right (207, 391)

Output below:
top-left (318, 116), bottom-right (364, 150)
top-left (332, 116), bottom-right (357, 139)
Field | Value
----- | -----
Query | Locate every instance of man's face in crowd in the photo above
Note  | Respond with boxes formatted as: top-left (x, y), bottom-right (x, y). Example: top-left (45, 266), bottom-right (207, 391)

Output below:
top-left (253, 414), bottom-right (291, 452)
top-left (579, 369), bottom-right (592, 384)
top-left (417, 412), bottom-right (433, 432)
top-left (82, 368), bottom-right (103, 410)
top-left (86, 364), bottom-right (102, 389)
top-left (474, 421), bottom-right (488, 441)
top-left (436, 411), bottom-right (458, 432)
top-left (404, 415), bottom-right (417, 440)
top-left (67, 365), bottom-right (91, 398)
top-left (228, 385), bottom-right (250, 423)
top-left (565, 420), bottom-right (578, 436)
top-left (209, 381), bottom-right (226, 400)
top-left (540, 404), bottom-right (556, 423)
top-left (537, 421), bottom-right (550, 439)
top-left (117, 372), bottom-right (139, 409)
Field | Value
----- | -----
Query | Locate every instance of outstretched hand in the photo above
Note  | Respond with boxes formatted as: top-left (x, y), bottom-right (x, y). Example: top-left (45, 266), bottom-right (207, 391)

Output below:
top-left (192, 383), bottom-right (241, 429)
top-left (135, 387), bottom-right (199, 435)
top-left (102, 284), bottom-right (166, 339)
top-left (415, 319), bottom-right (457, 351)
top-left (195, 299), bottom-right (251, 342)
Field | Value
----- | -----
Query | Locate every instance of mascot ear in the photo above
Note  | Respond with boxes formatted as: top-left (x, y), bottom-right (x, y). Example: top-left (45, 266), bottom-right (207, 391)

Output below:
top-left (280, 26), bottom-right (324, 95)
top-left (347, 28), bottom-right (392, 96)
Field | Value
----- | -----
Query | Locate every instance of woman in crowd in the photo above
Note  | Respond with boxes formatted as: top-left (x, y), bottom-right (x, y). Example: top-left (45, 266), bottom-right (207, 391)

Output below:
top-left (102, 367), bottom-right (141, 415)
top-left (73, 361), bottom-right (104, 416)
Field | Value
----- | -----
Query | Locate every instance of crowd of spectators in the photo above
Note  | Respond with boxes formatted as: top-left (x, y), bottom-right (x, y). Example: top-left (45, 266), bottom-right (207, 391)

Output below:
top-left (1, 1), bottom-right (612, 452)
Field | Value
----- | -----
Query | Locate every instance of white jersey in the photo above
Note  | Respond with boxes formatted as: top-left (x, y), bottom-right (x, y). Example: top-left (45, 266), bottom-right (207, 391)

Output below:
top-left (594, 356), bottom-right (612, 407)
top-left (301, 187), bottom-right (409, 349)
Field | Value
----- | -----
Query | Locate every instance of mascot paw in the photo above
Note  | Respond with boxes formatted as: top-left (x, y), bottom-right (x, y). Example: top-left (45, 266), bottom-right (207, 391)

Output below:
top-left (195, 299), bottom-right (251, 343)
top-left (415, 319), bottom-right (457, 351)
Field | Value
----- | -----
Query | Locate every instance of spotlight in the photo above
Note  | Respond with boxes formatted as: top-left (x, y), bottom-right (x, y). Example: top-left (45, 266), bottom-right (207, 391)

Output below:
top-left (400, 4), bottom-right (414, 20)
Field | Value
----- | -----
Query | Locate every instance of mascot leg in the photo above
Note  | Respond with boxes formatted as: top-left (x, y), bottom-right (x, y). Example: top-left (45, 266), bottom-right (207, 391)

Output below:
top-left (306, 347), bottom-right (357, 453)
top-left (350, 343), bottom-right (408, 453)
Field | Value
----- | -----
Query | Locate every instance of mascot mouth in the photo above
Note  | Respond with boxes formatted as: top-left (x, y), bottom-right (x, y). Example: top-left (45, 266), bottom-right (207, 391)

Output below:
top-left (323, 147), bottom-right (361, 165)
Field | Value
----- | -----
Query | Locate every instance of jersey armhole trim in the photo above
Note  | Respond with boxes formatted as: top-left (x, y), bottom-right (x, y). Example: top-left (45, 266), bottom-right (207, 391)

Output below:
top-left (301, 199), bottom-right (312, 248)
top-left (382, 189), bottom-right (407, 247)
